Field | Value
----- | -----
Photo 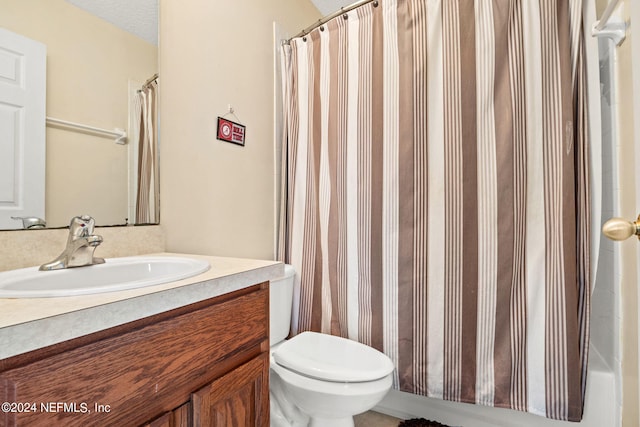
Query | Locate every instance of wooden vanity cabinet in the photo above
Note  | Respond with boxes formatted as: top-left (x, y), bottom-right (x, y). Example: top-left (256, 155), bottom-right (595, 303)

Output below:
top-left (0, 283), bottom-right (270, 427)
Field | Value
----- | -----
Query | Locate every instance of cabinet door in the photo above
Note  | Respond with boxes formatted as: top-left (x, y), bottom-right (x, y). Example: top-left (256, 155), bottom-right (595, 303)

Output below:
top-left (192, 353), bottom-right (269, 427)
top-left (143, 402), bottom-right (190, 427)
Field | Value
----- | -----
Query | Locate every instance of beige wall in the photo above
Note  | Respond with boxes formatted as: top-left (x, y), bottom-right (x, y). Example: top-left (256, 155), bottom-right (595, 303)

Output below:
top-left (0, 0), bottom-right (157, 228)
top-left (159, 0), bottom-right (320, 260)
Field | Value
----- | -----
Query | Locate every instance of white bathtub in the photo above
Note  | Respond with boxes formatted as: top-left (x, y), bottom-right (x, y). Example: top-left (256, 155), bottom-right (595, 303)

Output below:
top-left (374, 346), bottom-right (617, 427)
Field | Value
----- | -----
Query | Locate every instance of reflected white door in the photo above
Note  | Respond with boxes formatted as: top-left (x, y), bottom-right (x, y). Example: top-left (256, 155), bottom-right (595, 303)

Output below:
top-left (0, 27), bottom-right (46, 229)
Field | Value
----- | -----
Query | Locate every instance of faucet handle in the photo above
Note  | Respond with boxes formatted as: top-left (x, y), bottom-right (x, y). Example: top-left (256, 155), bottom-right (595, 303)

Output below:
top-left (68, 215), bottom-right (97, 238)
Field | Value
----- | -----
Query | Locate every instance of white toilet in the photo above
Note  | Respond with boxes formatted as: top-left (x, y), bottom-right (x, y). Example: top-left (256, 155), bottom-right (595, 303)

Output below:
top-left (269, 265), bottom-right (394, 427)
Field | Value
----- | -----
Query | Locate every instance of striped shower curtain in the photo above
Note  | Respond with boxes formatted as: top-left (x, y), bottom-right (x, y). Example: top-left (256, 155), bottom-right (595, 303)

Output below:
top-left (134, 78), bottom-right (159, 224)
top-left (278, 0), bottom-right (590, 421)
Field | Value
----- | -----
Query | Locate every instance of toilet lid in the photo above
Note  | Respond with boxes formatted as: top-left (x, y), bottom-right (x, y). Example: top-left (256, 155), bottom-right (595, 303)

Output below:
top-left (273, 331), bottom-right (395, 382)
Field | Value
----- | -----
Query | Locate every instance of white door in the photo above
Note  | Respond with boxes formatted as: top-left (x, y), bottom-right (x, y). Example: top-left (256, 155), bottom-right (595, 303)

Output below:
top-left (0, 27), bottom-right (46, 229)
top-left (600, 0), bottom-right (640, 423)
top-left (631, 0), bottom-right (640, 418)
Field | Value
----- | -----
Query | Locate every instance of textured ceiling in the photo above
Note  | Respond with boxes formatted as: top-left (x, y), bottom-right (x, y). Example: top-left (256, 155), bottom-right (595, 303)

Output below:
top-left (62, 0), bottom-right (354, 46)
top-left (64, 0), bottom-right (158, 45)
top-left (312, 0), bottom-right (355, 15)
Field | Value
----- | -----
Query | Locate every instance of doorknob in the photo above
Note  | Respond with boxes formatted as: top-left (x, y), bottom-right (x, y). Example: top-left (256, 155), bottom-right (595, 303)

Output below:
top-left (602, 215), bottom-right (640, 241)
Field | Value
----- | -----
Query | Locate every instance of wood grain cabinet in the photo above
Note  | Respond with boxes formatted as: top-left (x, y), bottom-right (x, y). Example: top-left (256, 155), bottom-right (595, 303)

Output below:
top-left (0, 283), bottom-right (270, 427)
top-left (192, 353), bottom-right (269, 426)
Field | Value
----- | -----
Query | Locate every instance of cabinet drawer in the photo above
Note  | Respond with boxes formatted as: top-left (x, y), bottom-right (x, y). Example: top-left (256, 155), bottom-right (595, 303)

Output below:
top-left (0, 285), bottom-right (268, 427)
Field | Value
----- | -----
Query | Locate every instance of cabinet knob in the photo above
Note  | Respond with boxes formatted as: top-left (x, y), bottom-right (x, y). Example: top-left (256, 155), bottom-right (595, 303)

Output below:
top-left (602, 215), bottom-right (640, 241)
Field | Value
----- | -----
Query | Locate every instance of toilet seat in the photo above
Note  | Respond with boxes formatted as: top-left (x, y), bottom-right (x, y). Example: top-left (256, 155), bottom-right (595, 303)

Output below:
top-left (272, 331), bottom-right (395, 382)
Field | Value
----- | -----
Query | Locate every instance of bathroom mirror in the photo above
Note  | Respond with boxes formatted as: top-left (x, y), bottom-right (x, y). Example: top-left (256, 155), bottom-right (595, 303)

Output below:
top-left (0, 0), bottom-right (158, 230)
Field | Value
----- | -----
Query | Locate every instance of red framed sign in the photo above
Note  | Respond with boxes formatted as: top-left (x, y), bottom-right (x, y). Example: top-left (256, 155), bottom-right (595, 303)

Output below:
top-left (217, 117), bottom-right (246, 146)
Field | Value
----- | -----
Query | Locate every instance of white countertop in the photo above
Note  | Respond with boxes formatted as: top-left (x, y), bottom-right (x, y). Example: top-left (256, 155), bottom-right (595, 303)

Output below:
top-left (0, 253), bottom-right (283, 360)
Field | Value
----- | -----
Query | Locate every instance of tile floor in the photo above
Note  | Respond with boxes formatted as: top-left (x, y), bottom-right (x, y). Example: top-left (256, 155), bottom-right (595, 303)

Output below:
top-left (354, 411), bottom-right (402, 427)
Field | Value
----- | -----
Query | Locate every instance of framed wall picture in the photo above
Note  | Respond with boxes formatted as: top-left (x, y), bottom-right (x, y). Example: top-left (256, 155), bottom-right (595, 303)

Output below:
top-left (217, 117), bottom-right (246, 146)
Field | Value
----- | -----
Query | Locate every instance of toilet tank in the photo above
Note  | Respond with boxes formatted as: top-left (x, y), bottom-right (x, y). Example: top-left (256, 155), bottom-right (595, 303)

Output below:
top-left (269, 264), bottom-right (296, 346)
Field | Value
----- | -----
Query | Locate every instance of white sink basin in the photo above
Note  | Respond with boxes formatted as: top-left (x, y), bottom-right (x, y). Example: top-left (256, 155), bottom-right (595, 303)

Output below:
top-left (0, 256), bottom-right (210, 298)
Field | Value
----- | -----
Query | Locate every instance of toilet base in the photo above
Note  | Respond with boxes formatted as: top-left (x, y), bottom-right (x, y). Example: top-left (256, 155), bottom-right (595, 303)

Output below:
top-left (309, 416), bottom-right (354, 427)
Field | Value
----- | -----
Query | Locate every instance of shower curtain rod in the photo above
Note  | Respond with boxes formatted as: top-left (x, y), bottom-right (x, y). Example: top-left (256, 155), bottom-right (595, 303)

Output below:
top-left (591, 0), bottom-right (626, 45)
top-left (286, 0), bottom-right (377, 43)
top-left (143, 73), bottom-right (158, 87)
top-left (593, 0), bottom-right (621, 31)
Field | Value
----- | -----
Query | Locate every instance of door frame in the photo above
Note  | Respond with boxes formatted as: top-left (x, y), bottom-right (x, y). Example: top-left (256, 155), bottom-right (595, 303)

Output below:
top-left (630, 0), bottom-right (640, 416)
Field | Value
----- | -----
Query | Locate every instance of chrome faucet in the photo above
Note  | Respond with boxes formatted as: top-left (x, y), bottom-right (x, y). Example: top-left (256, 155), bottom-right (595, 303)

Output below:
top-left (11, 216), bottom-right (46, 229)
top-left (39, 215), bottom-right (105, 271)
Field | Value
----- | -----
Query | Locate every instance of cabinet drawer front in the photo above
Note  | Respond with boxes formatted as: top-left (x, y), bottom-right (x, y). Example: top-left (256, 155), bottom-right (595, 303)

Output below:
top-left (0, 286), bottom-right (268, 427)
